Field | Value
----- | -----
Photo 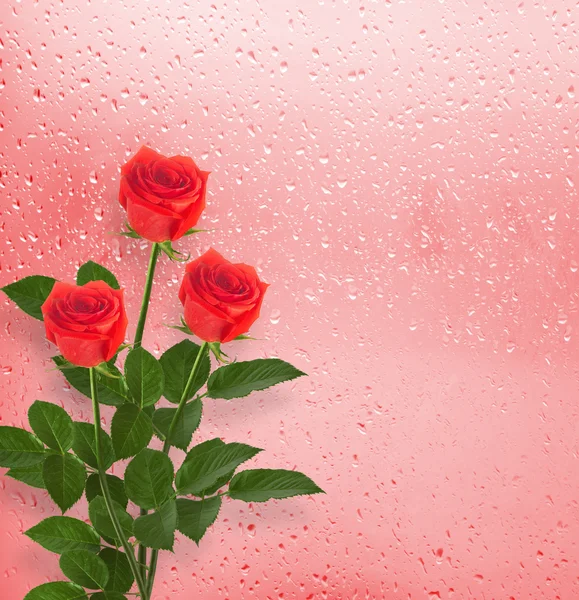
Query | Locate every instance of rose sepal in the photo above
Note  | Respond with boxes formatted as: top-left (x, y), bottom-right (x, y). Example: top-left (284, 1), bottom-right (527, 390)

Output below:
top-left (94, 362), bottom-right (122, 380)
top-left (165, 317), bottom-right (193, 335)
top-left (116, 222), bottom-right (141, 239)
top-left (207, 342), bottom-right (230, 364)
top-left (158, 241), bottom-right (190, 263)
top-left (182, 228), bottom-right (213, 237)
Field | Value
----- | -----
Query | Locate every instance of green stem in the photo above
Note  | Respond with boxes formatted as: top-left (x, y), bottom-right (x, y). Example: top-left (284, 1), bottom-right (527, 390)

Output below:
top-left (134, 242), bottom-right (161, 579)
top-left (161, 343), bottom-right (208, 454)
top-left (89, 368), bottom-right (149, 600)
top-left (134, 242), bottom-right (161, 348)
top-left (146, 342), bottom-right (209, 596)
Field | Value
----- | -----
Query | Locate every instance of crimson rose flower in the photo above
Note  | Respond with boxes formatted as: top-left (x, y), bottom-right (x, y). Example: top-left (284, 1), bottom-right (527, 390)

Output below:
top-left (41, 281), bottom-right (128, 368)
top-left (179, 248), bottom-right (268, 343)
top-left (119, 146), bottom-right (209, 243)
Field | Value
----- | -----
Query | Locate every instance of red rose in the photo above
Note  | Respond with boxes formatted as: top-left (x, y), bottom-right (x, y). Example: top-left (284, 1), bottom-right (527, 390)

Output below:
top-left (119, 146), bottom-right (209, 243)
top-left (41, 281), bottom-right (128, 368)
top-left (179, 248), bottom-right (268, 343)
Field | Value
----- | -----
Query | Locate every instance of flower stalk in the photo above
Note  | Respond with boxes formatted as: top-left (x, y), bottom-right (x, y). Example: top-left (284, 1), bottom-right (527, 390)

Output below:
top-left (133, 241), bottom-right (161, 581)
top-left (146, 341), bottom-right (209, 595)
top-left (134, 242), bottom-right (161, 348)
top-left (89, 367), bottom-right (149, 600)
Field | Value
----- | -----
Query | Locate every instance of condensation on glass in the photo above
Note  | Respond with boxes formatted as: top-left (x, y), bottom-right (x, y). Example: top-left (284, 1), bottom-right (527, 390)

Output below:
top-left (0, 1), bottom-right (577, 598)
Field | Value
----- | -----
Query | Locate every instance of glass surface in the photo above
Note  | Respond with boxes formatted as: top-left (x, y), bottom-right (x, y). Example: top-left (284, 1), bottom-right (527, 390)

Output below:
top-left (1, 1), bottom-right (578, 598)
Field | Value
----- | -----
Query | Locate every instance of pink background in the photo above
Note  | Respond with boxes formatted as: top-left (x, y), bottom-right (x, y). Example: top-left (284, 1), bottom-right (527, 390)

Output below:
top-left (1, 1), bottom-right (579, 598)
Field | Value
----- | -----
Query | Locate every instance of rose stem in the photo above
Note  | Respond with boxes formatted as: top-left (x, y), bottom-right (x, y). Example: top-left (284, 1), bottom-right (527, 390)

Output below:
top-left (146, 341), bottom-right (209, 596)
top-left (134, 242), bottom-right (161, 349)
top-left (133, 241), bottom-right (161, 578)
top-left (89, 367), bottom-right (149, 600)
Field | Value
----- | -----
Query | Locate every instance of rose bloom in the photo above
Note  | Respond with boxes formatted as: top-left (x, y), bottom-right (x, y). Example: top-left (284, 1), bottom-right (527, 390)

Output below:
top-left (179, 248), bottom-right (268, 343)
top-left (41, 281), bottom-right (128, 368)
top-left (119, 146), bottom-right (209, 243)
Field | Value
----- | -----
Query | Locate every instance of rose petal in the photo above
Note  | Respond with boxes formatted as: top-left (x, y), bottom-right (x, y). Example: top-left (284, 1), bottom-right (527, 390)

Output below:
top-left (120, 146), bottom-right (164, 177)
top-left (221, 280), bottom-right (269, 342)
top-left (121, 178), bottom-right (184, 242)
top-left (179, 249), bottom-right (268, 343)
top-left (182, 295), bottom-right (233, 343)
top-left (119, 147), bottom-right (208, 242)
top-left (41, 281), bottom-right (128, 367)
top-left (180, 273), bottom-right (234, 322)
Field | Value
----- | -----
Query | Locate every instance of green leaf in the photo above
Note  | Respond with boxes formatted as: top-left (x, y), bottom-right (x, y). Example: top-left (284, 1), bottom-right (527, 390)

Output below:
top-left (160, 340), bottom-right (210, 404)
top-left (60, 549), bottom-right (109, 589)
top-left (133, 499), bottom-right (177, 550)
top-left (175, 439), bottom-right (261, 496)
top-left (54, 356), bottom-right (129, 407)
top-left (152, 399), bottom-right (202, 451)
top-left (77, 261), bottom-right (120, 290)
top-left (175, 438), bottom-right (224, 493)
top-left (229, 469), bottom-right (325, 502)
top-left (176, 437), bottom-right (233, 497)
top-left (207, 359), bottom-right (306, 400)
top-left (85, 474), bottom-right (128, 510)
top-left (125, 347), bottom-right (164, 407)
top-left (7, 462), bottom-right (46, 489)
top-left (2, 275), bottom-right (57, 320)
top-left (124, 448), bottom-right (173, 510)
top-left (0, 426), bottom-right (45, 467)
top-left (195, 468), bottom-right (236, 497)
top-left (176, 496), bottom-right (222, 545)
top-left (88, 496), bottom-right (133, 541)
top-left (25, 516), bottom-right (100, 554)
top-left (43, 453), bottom-right (86, 512)
top-left (91, 593), bottom-right (127, 600)
top-left (111, 404), bottom-right (153, 460)
top-left (24, 582), bottom-right (88, 600)
top-left (28, 400), bottom-right (74, 452)
top-left (98, 548), bottom-right (133, 593)
top-left (72, 422), bottom-right (115, 470)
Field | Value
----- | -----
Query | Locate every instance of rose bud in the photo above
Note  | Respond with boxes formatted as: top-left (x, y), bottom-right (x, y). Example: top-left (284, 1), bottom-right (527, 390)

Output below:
top-left (179, 248), bottom-right (268, 343)
top-left (119, 145), bottom-right (209, 243)
top-left (41, 281), bottom-right (128, 368)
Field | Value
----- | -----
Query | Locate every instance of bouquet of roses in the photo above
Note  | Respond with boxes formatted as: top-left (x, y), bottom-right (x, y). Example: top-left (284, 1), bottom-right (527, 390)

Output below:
top-left (0, 147), bottom-right (324, 600)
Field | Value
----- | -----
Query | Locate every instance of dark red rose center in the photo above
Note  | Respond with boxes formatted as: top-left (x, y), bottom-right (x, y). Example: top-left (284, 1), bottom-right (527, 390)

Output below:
top-left (123, 150), bottom-right (206, 223)
top-left (51, 288), bottom-right (119, 331)
top-left (71, 296), bottom-right (102, 313)
top-left (215, 270), bottom-right (242, 293)
top-left (152, 163), bottom-right (182, 188)
top-left (190, 262), bottom-right (259, 308)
